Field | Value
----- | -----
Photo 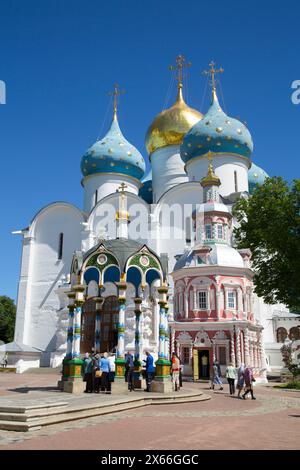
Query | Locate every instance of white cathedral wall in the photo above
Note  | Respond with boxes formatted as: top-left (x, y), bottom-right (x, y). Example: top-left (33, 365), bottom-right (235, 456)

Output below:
top-left (15, 203), bottom-right (84, 357)
top-left (186, 154), bottom-right (249, 196)
top-left (84, 192), bottom-right (150, 250)
top-left (151, 145), bottom-right (188, 203)
top-left (82, 173), bottom-right (141, 213)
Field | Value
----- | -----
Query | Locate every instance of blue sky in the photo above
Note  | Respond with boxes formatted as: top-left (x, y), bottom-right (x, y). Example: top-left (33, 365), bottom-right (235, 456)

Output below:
top-left (0, 0), bottom-right (299, 300)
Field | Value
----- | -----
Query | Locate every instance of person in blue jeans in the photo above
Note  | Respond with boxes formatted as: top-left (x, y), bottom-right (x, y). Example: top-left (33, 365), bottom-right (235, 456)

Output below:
top-left (144, 351), bottom-right (155, 392)
top-left (100, 352), bottom-right (111, 394)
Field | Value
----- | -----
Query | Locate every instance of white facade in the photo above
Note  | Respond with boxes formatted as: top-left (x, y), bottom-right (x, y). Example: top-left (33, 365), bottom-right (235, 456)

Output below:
top-left (151, 145), bottom-right (188, 202)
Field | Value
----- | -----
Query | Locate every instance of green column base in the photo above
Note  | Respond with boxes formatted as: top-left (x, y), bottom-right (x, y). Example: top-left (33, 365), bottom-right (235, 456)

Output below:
top-left (115, 358), bottom-right (125, 378)
top-left (66, 358), bottom-right (84, 379)
top-left (155, 359), bottom-right (171, 378)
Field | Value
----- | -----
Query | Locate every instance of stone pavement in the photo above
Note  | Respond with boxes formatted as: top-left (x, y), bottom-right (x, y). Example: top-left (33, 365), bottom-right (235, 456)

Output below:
top-left (0, 371), bottom-right (299, 450)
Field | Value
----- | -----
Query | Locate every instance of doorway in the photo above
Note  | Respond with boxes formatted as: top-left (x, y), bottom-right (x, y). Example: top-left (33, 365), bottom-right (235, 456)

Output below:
top-left (198, 349), bottom-right (210, 379)
top-left (101, 296), bottom-right (119, 353)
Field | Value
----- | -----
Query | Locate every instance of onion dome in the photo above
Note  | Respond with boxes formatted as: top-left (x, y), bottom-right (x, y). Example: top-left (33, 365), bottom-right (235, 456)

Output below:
top-left (145, 84), bottom-right (203, 156)
top-left (248, 162), bottom-right (269, 194)
top-left (81, 114), bottom-right (145, 181)
top-left (139, 169), bottom-right (153, 203)
top-left (181, 88), bottom-right (253, 165)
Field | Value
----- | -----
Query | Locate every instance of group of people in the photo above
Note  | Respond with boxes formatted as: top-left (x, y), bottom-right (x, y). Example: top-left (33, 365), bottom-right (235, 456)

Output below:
top-left (211, 361), bottom-right (256, 400)
top-left (124, 350), bottom-right (156, 392)
top-left (82, 351), bottom-right (115, 394)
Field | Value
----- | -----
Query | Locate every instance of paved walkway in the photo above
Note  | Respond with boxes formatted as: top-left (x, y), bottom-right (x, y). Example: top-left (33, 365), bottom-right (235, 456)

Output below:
top-left (0, 371), bottom-right (299, 450)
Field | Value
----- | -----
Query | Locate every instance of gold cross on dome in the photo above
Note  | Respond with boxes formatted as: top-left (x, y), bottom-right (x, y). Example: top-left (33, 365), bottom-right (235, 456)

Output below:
top-left (203, 61), bottom-right (224, 90)
top-left (108, 83), bottom-right (125, 118)
top-left (169, 55), bottom-right (192, 88)
top-left (117, 182), bottom-right (127, 194)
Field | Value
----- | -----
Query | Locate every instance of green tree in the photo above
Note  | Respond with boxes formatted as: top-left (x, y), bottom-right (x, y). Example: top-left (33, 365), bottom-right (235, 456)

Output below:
top-left (233, 177), bottom-right (300, 311)
top-left (0, 296), bottom-right (16, 343)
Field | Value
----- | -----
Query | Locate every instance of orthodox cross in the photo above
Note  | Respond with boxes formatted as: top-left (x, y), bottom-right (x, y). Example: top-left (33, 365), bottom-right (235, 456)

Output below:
top-left (109, 83), bottom-right (125, 118)
top-left (203, 61), bottom-right (224, 90)
top-left (169, 55), bottom-right (192, 88)
top-left (117, 182), bottom-right (127, 194)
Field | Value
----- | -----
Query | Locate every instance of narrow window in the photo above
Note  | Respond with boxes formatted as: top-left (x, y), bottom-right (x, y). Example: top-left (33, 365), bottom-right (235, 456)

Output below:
top-left (198, 291), bottom-right (207, 309)
top-left (94, 189), bottom-right (98, 206)
top-left (183, 347), bottom-right (190, 365)
top-left (185, 217), bottom-right (191, 245)
top-left (227, 291), bottom-right (236, 309)
top-left (218, 347), bottom-right (226, 365)
top-left (205, 224), bottom-right (212, 239)
top-left (58, 233), bottom-right (63, 260)
top-left (217, 224), bottom-right (223, 239)
top-left (234, 171), bottom-right (238, 192)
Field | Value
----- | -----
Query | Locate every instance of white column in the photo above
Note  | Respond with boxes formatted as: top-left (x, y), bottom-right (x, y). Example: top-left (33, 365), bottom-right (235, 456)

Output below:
top-left (230, 329), bottom-right (236, 366)
top-left (184, 290), bottom-right (189, 319)
top-left (193, 286), bottom-right (197, 311)
top-left (171, 327), bottom-right (175, 354)
top-left (163, 306), bottom-right (170, 360)
top-left (216, 289), bottom-right (221, 319)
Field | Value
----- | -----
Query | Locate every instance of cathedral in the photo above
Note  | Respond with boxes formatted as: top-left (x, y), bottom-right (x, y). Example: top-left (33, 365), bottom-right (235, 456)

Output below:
top-left (7, 57), bottom-right (299, 383)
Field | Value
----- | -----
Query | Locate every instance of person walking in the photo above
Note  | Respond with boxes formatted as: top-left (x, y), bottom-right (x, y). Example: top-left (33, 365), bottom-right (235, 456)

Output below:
top-left (237, 363), bottom-right (245, 399)
top-left (125, 351), bottom-right (135, 391)
top-left (83, 352), bottom-right (94, 393)
top-left (171, 352), bottom-right (181, 391)
top-left (225, 362), bottom-right (237, 395)
top-left (144, 351), bottom-right (155, 392)
top-left (242, 366), bottom-right (256, 400)
top-left (100, 352), bottom-right (111, 394)
top-left (211, 360), bottom-right (223, 391)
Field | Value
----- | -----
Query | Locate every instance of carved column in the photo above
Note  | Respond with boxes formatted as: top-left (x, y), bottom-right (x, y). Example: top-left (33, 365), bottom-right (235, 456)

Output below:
top-left (65, 292), bottom-right (75, 360)
top-left (164, 305), bottom-right (170, 361)
top-left (236, 327), bottom-right (241, 366)
top-left (115, 279), bottom-right (127, 378)
top-left (244, 328), bottom-right (250, 366)
top-left (230, 329), bottom-right (236, 366)
top-left (134, 297), bottom-right (142, 365)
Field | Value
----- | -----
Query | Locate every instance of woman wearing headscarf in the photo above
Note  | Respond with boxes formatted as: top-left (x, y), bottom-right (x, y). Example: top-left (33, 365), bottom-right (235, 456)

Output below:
top-left (242, 366), bottom-right (256, 400)
top-left (237, 363), bottom-right (245, 399)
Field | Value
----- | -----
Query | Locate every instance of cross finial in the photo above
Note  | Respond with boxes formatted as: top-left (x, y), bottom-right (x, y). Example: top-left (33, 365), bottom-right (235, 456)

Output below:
top-left (108, 83), bottom-right (125, 119)
top-left (203, 61), bottom-right (224, 92)
top-left (169, 55), bottom-right (192, 89)
top-left (117, 182), bottom-right (127, 194)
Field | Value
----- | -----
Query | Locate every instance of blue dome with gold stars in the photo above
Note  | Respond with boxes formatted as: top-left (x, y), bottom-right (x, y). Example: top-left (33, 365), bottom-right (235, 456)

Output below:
top-left (81, 115), bottom-right (146, 180)
top-left (180, 89), bottom-right (253, 164)
top-left (248, 162), bottom-right (269, 194)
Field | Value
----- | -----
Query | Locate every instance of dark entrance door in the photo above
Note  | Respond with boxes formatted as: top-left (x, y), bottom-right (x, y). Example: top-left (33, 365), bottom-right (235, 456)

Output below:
top-left (198, 350), bottom-right (210, 379)
top-left (101, 296), bottom-right (119, 353)
top-left (80, 298), bottom-right (96, 354)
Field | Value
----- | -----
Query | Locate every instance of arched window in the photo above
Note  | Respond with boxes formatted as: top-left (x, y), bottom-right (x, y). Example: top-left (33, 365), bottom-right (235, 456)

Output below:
top-left (289, 327), bottom-right (300, 341)
top-left (58, 233), bottom-right (63, 260)
top-left (234, 171), bottom-right (238, 192)
top-left (276, 327), bottom-right (287, 343)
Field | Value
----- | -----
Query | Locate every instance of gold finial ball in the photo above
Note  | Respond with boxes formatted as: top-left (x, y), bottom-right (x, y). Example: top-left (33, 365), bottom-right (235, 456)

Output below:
top-left (145, 91), bottom-right (203, 156)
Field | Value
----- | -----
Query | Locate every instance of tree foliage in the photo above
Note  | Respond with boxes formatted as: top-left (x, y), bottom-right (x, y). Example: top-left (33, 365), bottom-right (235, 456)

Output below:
top-left (233, 177), bottom-right (300, 311)
top-left (0, 296), bottom-right (16, 343)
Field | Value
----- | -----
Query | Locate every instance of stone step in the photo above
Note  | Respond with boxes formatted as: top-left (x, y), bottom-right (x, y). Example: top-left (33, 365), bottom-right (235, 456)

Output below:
top-left (0, 391), bottom-right (210, 432)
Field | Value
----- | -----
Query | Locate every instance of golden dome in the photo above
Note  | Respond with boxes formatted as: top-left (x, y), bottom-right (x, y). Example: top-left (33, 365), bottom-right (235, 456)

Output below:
top-left (145, 85), bottom-right (203, 156)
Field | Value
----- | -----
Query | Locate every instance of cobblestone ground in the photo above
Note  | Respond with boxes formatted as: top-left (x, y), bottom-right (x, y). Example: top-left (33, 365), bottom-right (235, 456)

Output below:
top-left (0, 372), bottom-right (299, 450)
